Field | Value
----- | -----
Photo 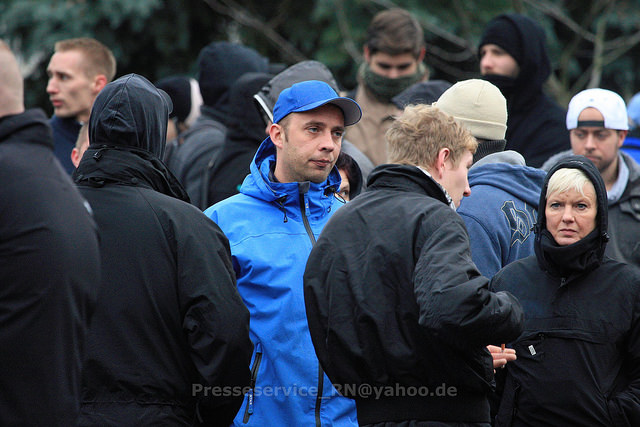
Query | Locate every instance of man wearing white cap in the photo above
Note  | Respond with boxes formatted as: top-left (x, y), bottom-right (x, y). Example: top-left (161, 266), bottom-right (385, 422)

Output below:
top-left (543, 88), bottom-right (640, 267)
top-left (436, 79), bottom-right (547, 279)
top-left (205, 80), bottom-right (362, 426)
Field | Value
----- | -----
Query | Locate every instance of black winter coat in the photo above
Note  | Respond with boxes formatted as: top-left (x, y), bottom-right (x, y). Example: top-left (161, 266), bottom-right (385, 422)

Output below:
top-left (0, 109), bottom-right (101, 426)
top-left (304, 164), bottom-right (524, 425)
top-left (74, 74), bottom-right (252, 426)
top-left (490, 156), bottom-right (640, 426)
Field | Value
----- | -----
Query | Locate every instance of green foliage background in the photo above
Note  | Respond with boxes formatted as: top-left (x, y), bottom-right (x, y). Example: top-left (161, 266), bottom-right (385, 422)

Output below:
top-left (2, 0), bottom-right (640, 113)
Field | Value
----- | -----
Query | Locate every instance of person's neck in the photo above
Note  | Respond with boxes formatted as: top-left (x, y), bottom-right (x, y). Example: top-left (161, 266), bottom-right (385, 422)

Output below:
top-left (602, 158), bottom-right (620, 191)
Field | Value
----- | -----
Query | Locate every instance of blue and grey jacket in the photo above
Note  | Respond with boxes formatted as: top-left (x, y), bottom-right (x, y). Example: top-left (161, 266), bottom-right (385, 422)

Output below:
top-left (205, 137), bottom-right (357, 426)
top-left (458, 156), bottom-right (546, 277)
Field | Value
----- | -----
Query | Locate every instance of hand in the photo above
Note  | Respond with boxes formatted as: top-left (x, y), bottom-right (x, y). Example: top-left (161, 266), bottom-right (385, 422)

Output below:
top-left (487, 344), bottom-right (516, 371)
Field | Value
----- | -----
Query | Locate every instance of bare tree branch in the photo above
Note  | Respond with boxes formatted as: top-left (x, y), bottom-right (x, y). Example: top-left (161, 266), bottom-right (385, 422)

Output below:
top-left (587, 16), bottom-right (607, 88)
top-left (202, 0), bottom-right (307, 63)
top-left (521, 0), bottom-right (596, 42)
top-left (334, 1), bottom-right (362, 63)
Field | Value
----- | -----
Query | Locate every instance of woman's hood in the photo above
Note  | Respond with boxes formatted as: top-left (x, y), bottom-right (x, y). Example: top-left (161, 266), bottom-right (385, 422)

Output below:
top-left (534, 155), bottom-right (609, 275)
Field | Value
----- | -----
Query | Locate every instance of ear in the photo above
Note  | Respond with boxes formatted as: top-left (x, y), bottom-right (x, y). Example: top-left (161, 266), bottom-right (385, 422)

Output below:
top-left (70, 148), bottom-right (80, 168)
top-left (417, 46), bottom-right (426, 63)
top-left (93, 74), bottom-right (108, 95)
top-left (433, 148), bottom-right (451, 179)
top-left (617, 130), bottom-right (628, 149)
top-left (269, 123), bottom-right (285, 150)
top-left (363, 45), bottom-right (371, 63)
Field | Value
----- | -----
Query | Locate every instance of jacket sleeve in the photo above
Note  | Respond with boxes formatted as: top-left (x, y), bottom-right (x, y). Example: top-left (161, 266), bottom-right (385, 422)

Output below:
top-left (177, 212), bottom-right (252, 426)
top-left (607, 286), bottom-right (640, 426)
top-left (415, 208), bottom-right (524, 349)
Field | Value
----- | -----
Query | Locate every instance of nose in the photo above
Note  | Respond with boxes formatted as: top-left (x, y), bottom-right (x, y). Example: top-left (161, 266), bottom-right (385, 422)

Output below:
top-left (480, 53), bottom-right (493, 74)
top-left (318, 131), bottom-right (337, 152)
top-left (561, 206), bottom-right (575, 223)
top-left (584, 134), bottom-right (597, 150)
top-left (388, 67), bottom-right (401, 79)
top-left (46, 77), bottom-right (58, 95)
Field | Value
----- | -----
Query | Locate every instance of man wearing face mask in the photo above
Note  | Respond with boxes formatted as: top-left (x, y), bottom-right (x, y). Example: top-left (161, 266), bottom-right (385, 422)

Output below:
top-left (346, 8), bottom-right (428, 166)
top-left (478, 13), bottom-right (570, 168)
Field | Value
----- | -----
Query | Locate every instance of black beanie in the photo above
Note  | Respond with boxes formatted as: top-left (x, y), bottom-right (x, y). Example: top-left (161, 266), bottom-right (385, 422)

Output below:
top-left (478, 15), bottom-right (523, 66)
top-left (155, 76), bottom-right (191, 122)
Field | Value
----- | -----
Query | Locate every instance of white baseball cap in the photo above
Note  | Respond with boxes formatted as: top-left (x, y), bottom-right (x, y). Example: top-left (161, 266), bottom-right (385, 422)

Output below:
top-left (566, 88), bottom-right (628, 130)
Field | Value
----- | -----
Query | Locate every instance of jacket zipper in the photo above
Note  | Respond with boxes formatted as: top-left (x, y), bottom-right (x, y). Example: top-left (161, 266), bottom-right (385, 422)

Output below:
top-left (243, 345), bottom-right (263, 423)
top-left (298, 188), bottom-right (323, 427)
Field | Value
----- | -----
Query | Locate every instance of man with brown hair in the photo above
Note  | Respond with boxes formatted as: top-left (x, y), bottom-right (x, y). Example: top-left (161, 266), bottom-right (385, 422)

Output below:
top-left (347, 8), bottom-right (428, 165)
top-left (304, 104), bottom-right (524, 426)
top-left (46, 37), bottom-right (116, 173)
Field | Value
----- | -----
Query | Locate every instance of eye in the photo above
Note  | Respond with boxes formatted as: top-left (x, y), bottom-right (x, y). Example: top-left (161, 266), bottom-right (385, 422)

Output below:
top-left (576, 203), bottom-right (588, 209)
top-left (308, 126), bottom-right (319, 133)
top-left (332, 130), bottom-right (344, 138)
top-left (549, 202), bottom-right (561, 209)
top-left (376, 63), bottom-right (392, 70)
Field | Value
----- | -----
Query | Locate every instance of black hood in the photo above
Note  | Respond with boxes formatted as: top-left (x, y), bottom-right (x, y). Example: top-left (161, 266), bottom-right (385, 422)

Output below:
top-left (226, 72), bottom-right (273, 143)
top-left (77, 74), bottom-right (189, 203)
top-left (89, 73), bottom-right (172, 159)
top-left (534, 155), bottom-right (609, 276)
top-left (197, 41), bottom-right (269, 122)
top-left (390, 80), bottom-right (452, 109)
top-left (479, 13), bottom-right (551, 112)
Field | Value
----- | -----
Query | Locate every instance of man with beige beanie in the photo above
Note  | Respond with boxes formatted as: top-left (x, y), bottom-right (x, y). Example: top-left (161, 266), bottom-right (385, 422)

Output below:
top-left (435, 79), bottom-right (546, 278)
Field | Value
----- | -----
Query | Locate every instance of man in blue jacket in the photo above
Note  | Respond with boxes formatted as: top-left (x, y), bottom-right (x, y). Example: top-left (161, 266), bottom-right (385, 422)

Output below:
top-left (205, 80), bottom-right (362, 426)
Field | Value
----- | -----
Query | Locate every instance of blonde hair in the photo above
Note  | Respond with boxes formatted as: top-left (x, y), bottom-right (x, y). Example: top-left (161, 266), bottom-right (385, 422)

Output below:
top-left (55, 38), bottom-right (116, 82)
top-left (386, 104), bottom-right (477, 168)
top-left (546, 168), bottom-right (595, 206)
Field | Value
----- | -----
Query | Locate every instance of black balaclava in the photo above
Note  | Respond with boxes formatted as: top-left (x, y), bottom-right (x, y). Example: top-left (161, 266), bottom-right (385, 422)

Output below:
top-left (534, 155), bottom-right (609, 277)
top-left (478, 13), bottom-right (551, 112)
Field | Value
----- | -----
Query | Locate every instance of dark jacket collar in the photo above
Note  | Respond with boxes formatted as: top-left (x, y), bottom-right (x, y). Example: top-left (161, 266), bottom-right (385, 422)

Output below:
top-left (367, 164), bottom-right (450, 205)
top-left (74, 145), bottom-right (190, 203)
top-left (0, 109), bottom-right (52, 149)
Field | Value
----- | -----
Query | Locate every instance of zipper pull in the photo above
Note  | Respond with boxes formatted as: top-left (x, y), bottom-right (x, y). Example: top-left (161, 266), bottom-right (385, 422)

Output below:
top-left (247, 388), bottom-right (254, 415)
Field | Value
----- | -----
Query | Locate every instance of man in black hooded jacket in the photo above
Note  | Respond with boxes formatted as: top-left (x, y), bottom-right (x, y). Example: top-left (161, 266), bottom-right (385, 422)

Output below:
top-left (74, 74), bottom-right (252, 426)
top-left (0, 40), bottom-right (101, 427)
top-left (490, 155), bottom-right (640, 426)
top-left (479, 13), bottom-right (570, 168)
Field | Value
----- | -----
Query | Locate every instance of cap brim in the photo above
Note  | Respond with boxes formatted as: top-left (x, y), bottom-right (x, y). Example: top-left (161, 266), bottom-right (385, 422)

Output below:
top-left (292, 97), bottom-right (362, 126)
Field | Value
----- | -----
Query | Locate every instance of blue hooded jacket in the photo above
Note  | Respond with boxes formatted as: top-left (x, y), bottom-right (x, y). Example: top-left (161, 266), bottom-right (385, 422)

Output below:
top-left (204, 137), bottom-right (357, 426)
top-left (457, 161), bottom-right (546, 277)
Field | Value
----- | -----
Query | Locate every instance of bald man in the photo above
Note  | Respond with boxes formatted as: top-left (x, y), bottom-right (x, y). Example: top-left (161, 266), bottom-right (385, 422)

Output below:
top-left (0, 40), bottom-right (101, 426)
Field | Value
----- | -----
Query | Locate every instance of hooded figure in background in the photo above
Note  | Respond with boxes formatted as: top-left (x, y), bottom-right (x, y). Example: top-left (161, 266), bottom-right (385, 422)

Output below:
top-left (490, 155), bottom-right (640, 426)
top-left (204, 71), bottom-right (273, 206)
top-left (478, 13), bottom-right (570, 167)
top-left (166, 41), bottom-right (270, 209)
top-left (74, 74), bottom-right (252, 426)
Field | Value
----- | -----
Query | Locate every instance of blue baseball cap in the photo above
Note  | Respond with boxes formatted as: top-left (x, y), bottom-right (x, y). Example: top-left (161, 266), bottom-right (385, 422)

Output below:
top-left (272, 80), bottom-right (362, 126)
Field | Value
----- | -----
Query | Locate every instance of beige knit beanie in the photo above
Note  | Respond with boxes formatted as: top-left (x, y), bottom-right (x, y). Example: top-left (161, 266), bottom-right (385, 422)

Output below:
top-left (434, 79), bottom-right (507, 141)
